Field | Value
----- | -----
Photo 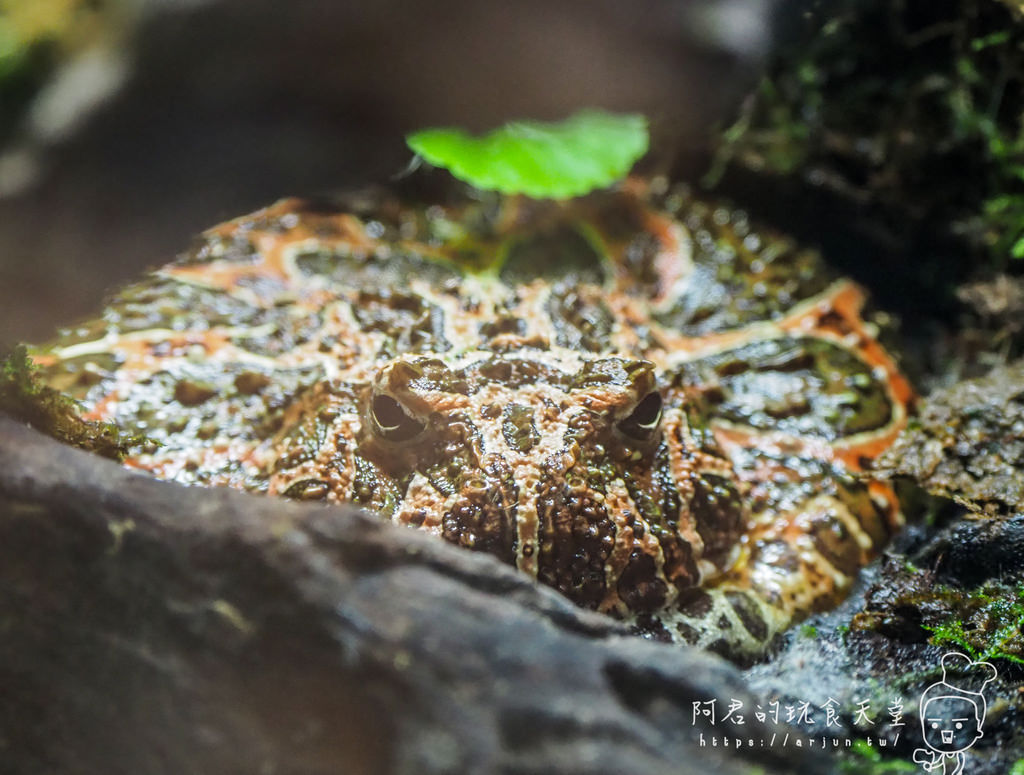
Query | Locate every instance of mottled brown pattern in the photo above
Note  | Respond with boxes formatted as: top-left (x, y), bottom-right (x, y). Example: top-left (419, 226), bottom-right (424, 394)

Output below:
top-left (32, 178), bottom-right (913, 659)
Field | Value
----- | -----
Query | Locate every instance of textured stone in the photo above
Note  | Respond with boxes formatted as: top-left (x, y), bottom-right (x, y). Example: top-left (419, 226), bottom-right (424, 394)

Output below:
top-left (875, 360), bottom-right (1024, 515)
top-left (0, 415), bottom-right (825, 775)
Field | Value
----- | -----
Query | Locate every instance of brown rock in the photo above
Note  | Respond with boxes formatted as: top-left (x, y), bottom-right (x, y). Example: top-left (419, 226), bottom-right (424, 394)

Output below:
top-left (875, 360), bottom-right (1024, 515)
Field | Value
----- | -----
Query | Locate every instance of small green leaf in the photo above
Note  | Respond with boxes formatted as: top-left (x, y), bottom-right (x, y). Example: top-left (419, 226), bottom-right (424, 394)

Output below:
top-left (406, 110), bottom-right (649, 199)
top-left (972, 30), bottom-right (1012, 52)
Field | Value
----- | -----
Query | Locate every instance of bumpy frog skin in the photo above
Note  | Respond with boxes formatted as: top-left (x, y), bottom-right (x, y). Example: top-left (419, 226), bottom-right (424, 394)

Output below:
top-left (33, 178), bottom-right (912, 660)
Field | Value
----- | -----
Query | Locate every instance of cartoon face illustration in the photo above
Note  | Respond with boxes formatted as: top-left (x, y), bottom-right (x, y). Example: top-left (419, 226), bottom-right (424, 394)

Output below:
top-left (913, 652), bottom-right (997, 772)
top-left (921, 695), bottom-right (984, 753)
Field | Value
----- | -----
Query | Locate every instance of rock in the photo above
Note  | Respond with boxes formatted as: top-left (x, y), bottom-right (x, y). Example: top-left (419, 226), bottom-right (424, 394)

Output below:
top-left (874, 360), bottom-right (1024, 515)
top-left (746, 530), bottom-right (1024, 775)
top-left (957, 275), bottom-right (1024, 327)
top-left (741, 481), bottom-right (1024, 775)
top-left (0, 414), bottom-right (825, 775)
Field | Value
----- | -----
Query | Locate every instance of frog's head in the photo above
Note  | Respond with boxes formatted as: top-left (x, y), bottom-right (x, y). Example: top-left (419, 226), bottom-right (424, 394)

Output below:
top-left (273, 349), bottom-right (746, 618)
top-left (266, 200), bottom-right (747, 618)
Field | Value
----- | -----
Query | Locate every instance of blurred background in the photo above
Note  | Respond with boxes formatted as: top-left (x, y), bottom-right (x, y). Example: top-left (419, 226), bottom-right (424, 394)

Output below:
top-left (0, 0), bottom-right (781, 347)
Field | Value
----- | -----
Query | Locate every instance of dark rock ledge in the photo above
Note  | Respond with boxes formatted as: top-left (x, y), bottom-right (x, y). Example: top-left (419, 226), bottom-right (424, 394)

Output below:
top-left (0, 415), bottom-right (825, 775)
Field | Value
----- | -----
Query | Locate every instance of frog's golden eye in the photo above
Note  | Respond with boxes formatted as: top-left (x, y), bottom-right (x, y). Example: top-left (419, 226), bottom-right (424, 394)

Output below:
top-left (617, 391), bottom-right (663, 441)
top-left (371, 394), bottom-right (426, 442)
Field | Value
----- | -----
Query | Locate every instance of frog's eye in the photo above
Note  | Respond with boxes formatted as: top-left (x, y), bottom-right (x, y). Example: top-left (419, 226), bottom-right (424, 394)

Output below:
top-left (371, 394), bottom-right (426, 442)
top-left (617, 391), bottom-right (663, 441)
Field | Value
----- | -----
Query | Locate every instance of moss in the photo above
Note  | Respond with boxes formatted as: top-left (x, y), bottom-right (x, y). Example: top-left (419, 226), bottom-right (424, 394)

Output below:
top-left (707, 0), bottom-right (1024, 270)
top-left (0, 344), bottom-right (144, 460)
top-left (837, 739), bottom-right (917, 774)
top-left (924, 583), bottom-right (1024, 664)
top-left (853, 559), bottom-right (1024, 665)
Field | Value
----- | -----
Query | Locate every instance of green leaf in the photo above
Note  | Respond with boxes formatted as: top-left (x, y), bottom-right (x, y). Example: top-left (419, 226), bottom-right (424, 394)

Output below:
top-left (1012, 235), bottom-right (1024, 259)
top-left (406, 110), bottom-right (649, 199)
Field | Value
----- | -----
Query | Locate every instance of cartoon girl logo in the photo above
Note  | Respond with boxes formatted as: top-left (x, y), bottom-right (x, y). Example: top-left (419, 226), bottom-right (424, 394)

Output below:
top-left (912, 652), bottom-right (998, 774)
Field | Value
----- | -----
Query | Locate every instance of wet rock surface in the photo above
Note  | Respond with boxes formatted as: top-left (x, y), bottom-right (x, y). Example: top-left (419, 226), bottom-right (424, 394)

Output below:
top-left (746, 525), bottom-right (1024, 775)
top-left (0, 414), bottom-right (825, 775)
top-left (875, 360), bottom-right (1024, 516)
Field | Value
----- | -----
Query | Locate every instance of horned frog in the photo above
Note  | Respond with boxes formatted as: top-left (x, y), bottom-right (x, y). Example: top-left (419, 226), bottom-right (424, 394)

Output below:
top-left (33, 178), bottom-right (912, 661)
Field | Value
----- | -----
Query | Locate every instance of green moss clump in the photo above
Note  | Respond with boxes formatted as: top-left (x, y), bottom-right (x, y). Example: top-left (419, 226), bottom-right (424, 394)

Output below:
top-left (0, 344), bottom-right (143, 460)
top-left (924, 583), bottom-right (1024, 664)
top-left (707, 0), bottom-right (1024, 269)
top-left (853, 561), bottom-right (1024, 665)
